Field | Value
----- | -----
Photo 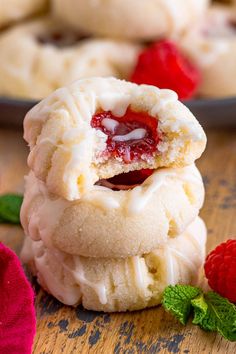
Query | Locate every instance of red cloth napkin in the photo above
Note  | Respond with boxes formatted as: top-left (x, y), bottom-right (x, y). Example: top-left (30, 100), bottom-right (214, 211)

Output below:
top-left (0, 243), bottom-right (36, 354)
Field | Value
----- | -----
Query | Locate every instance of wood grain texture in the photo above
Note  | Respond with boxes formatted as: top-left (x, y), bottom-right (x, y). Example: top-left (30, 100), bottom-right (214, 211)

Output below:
top-left (0, 127), bottom-right (236, 354)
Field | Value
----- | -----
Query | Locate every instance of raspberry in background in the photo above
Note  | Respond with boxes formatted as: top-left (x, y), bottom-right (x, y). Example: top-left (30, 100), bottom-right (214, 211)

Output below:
top-left (204, 239), bottom-right (236, 303)
top-left (130, 40), bottom-right (201, 100)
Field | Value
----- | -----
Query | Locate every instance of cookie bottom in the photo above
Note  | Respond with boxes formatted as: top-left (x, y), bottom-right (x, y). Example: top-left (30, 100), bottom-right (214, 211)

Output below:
top-left (21, 217), bottom-right (207, 312)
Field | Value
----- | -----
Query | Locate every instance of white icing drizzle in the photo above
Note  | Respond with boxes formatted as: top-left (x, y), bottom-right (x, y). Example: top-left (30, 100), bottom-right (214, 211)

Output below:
top-left (125, 169), bottom-right (173, 215)
top-left (185, 217), bottom-right (207, 258)
top-left (21, 238), bottom-right (82, 306)
top-left (165, 247), bottom-right (175, 285)
top-left (23, 174), bottom-right (68, 247)
top-left (112, 128), bottom-right (146, 142)
top-left (37, 253), bottom-right (81, 306)
top-left (168, 247), bottom-right (196, 272)
top-left (132, 256), bottom-right (154, 296)
top-left (72, 258), bottom-right (107, 305)
top-left (101, 118), bottom-right (119, 133)
top-left (132, 256), bottom-right (145, 290)
top-left (98, 92), bottom-right (131, 117)
top-left (37, 137), bottom-right (58, 146)
top-left (163, 217), bottom-right (206, 285)
top-left (38, 245), bottom-right (107, 306)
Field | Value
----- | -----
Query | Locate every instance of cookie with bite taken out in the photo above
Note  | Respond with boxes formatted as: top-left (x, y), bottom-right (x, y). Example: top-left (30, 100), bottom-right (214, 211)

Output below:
top-left (24, 77), bottom-right (207, 201)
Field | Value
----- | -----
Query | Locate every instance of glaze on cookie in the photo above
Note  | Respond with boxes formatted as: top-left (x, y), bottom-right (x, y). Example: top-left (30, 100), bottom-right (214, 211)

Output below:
top-left (24, 78), bottom-right (207, 200)
top-left (20, 165), bottom-right (204, 257)
top-left (21, 217), bottom-right (207, 312)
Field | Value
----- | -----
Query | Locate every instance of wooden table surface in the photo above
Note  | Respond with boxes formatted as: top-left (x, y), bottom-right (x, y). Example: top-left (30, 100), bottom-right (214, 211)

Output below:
top-left (0, 127), bottom-right (236, 354)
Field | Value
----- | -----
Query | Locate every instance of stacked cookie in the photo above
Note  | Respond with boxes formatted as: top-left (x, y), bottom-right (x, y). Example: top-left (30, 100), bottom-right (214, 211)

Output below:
top-left (21, 77), bottom-right (207, 312)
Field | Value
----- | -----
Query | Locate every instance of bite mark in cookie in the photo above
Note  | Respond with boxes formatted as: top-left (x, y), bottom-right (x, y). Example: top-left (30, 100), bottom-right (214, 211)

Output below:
top-left (91, 108), bottom-right (160, 164)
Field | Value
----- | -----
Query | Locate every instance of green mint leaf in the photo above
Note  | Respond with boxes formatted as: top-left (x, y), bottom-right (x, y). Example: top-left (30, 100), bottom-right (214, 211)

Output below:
top-left (0, 194), bottom-right (23, 224)
top-left (192, 292), bottom-right (236, 341)
top-left (191, 294), bottom-right (216, 331)
top-left (162, 285), bottom-right (202, 325)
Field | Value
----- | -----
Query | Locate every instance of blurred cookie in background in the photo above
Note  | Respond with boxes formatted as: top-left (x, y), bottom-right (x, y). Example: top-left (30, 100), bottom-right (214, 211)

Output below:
top-left (52, 0), bottom-right (209, 40)
top-left (0, 0), bottom-right (48, 29)
top-left (180, 4), bottom-right (236, 98)
top-left (0, 17), bottom-right (141, 99)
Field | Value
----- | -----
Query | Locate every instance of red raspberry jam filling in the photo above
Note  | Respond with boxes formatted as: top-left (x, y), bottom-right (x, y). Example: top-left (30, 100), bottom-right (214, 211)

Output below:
top-left (96, 169), bottom-right (154, 191)
top-left (91, 108), bottom-right (160, 163)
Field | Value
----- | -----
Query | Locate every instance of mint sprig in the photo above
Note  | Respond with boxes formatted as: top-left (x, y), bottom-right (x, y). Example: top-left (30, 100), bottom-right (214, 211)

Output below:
top-left (162, 285), bottom-right (201, 325)
top-left (0, 194), bottom-right (23, 224)
top-left (192, 292), bottom-right (236, 341)
top-left (162, 285), bottom-right (236, 342)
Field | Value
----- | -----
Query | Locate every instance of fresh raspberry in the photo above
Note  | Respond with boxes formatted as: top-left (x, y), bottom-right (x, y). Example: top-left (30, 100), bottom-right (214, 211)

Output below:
top-left (130, 40), bottom-right (201, 100)
top-left (91, 108), bottom-right (160, 163)
top-left (204, 239), bottom-right (236, 303)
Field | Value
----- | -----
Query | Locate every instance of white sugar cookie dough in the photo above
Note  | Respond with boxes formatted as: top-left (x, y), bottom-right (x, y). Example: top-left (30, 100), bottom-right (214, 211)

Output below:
top-left (20, 165), bottom-right (204, 258)
top-left (21, 217), bottom-right (207, 312)
top-left (52, 0), bottom-right (209, 40)
top-left (0, 18), bottom-right (140, 100)
top-left (24, 78), bottom-right (207, 201)
top-left (180, 5), bottom-right (236, 98)
top-left (0, 0), bottom-right (47, 28)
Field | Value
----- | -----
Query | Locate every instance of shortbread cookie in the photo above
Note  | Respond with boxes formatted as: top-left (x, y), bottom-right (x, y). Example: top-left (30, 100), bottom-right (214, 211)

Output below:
top-left (24, 78), bottom-right (207, 201)
top-left (180, 5), bottom-right (236, 98)
top-left (0, 0), bottom-right (47, 29)
top-left (0, 18), bottom-right (140, 100)
top-left (52, 0), bottom-right (209, 40)
top-left (21, 217), bottom-right (207, 312)
top-left (20, 165), bottom-right (204, 258)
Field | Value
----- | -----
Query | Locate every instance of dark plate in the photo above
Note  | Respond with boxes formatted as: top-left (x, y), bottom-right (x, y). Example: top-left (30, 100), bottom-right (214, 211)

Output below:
top-left (0, 96), bottom-right (235, 129)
